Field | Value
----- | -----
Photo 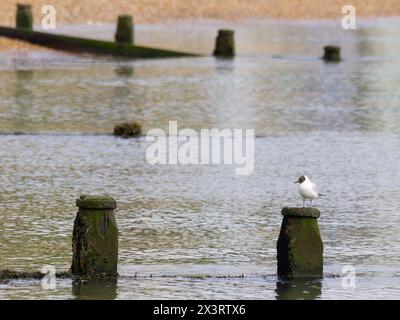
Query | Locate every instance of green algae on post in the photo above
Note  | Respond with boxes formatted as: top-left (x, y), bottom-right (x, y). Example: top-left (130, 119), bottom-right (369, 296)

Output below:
top-left (76, 195), bottom-right (117, 209)
top-left (277, 207), bottom-right (323, 279)
top-left (115, 15), bottom-right (134, 44)
top-left (16, 4), bottom-right (33, 30)
top-left (71, 195), bottom-right (119, 276)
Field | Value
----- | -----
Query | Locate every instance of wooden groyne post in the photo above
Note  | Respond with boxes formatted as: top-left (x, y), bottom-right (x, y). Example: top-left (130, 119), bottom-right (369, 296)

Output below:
top-left (70, 195), bottom-right (118, 276)
top-left (16, 4), bottom-right (33, 30)
top-left (213, 29), bottom-right (235, 58)
top-left (323, 45), bottom-right (341, 62)
top-left (277, 207), bottom-right (323, 279)
top-left (115, 15), bottom-right (134, 44)
top-left (113, 122), bottom-right (142, 138)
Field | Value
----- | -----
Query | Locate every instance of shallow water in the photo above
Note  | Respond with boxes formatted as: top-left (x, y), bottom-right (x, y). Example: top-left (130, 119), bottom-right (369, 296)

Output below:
top-left (1, 19), bottom-right (400, 299)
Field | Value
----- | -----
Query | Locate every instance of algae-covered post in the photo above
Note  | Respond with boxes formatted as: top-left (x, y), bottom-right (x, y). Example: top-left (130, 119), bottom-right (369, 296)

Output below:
top-left (115, 15), bottom-right (134, 44)
top-left (71, 195), bottom-right (119, 276)
top-left (323, 45), bottom-right (341, 62)
top-left (213, 29), bottom-right (235, 58)
top-left (277, 207), bottom-right (323, 279)
top-left (16, 4), bottom-right (33, 30)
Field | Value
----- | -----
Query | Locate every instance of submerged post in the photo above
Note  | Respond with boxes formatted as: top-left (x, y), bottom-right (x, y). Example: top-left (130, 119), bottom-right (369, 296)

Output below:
top-left (323, 45), bottom-right (341, 62)
top-left (277, 207), bottom-right (323, 279)
top-left (213, 29), bottom-right (235, 58)
top-left (115, 15), bottom-right (134, 44)
top-left (71, 195), bottom-right (118, 276)
top-left (16, 4), bottom-right (33, 30)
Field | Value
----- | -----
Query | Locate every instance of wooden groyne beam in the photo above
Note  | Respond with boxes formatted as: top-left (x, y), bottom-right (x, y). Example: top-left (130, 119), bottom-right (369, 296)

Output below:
top-left (0, 4), bottom-right (199, 59)
top-left (0, 25), bottom-right (198, 59)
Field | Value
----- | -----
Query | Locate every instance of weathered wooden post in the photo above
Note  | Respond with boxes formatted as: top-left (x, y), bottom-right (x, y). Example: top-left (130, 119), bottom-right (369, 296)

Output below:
top-left (71, 195), bottom-right (118, 276)
top-left (115, 15), bottom-right (134, 44)
top-left (277, 207), bottom-right (323, 279)
top-left (213, 29), bottom-right (235, 58)
top-left (323, 45), bottom-right (341, 62)
top-left (113, 122), bottom-right (142, 138)
top-left (16, 4), bottom-right (33, 30)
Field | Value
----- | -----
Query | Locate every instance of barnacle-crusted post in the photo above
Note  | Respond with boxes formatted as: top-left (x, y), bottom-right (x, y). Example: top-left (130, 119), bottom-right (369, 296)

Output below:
top-left (277, 207), bottom-right (323, 279)
top-left (71, 195), bottom-right (118, 276)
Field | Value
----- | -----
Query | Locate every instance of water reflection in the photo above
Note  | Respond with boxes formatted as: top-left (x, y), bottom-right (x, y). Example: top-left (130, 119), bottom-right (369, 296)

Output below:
top-left (115, 65), bottom-right (134, 78)
top-left (275, 278), bottom-right (322, 300)
top-left (72, 278), bottom-right (118, 300)
top-left (1, 24), bottom-right (400, 135)
top-left (113, 64), bottom-right (135, 110)
top-left (214, 58), bottom-right (235, 73)
top-left (13, 68), bottom-right (34, 133)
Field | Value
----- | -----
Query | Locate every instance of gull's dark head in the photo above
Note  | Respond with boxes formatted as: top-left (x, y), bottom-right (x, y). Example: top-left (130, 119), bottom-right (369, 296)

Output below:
top-left (294, 175), bottom-right (306, 184)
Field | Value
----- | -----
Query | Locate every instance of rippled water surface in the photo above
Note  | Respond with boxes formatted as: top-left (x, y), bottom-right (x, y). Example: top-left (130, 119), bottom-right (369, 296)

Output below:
top-left (1, 19), bottom-right (400, 299)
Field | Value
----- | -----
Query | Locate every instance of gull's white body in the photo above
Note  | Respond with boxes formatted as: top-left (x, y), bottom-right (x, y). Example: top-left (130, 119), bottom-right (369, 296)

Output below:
top-left (298, 176), bottom-right (319, 200)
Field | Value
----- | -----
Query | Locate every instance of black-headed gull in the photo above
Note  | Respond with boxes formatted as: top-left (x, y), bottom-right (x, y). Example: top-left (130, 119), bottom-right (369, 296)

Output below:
top-left (294, 175), bottom-right (324, 207)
